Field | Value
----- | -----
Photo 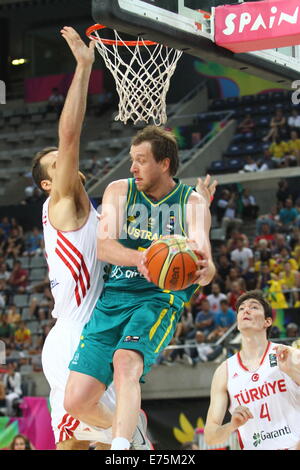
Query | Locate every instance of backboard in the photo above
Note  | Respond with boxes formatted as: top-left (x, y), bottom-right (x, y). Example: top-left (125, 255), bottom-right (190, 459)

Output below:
top-left (92, 0), bottom-right (300, 84)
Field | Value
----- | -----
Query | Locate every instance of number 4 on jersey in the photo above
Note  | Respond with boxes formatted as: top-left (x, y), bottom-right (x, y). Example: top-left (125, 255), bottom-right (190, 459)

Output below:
top-left (260, 403), bottom-right (271, 421)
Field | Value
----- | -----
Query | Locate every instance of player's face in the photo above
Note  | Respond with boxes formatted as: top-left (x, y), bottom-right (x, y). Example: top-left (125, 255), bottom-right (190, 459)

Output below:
top-left (130, 142), bottom-right (168, 193)
top-left (237, 299), bottom-right (271, 335)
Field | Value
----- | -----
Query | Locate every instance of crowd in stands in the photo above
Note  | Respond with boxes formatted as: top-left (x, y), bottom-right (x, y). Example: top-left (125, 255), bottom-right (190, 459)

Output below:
top-left (238, 107), bottom-right (300, 172)
top-left (0, 215), bottom-right (54, 417)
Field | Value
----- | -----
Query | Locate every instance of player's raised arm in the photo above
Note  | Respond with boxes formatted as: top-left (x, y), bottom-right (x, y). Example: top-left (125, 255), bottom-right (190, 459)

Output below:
top-left (186, 191), bottom-right (215, 286)
top-left (275, 344), bottom-right (300, 386)
top-left (97, 179), bottom-right (146, 272)
top-left (51, 27), bottom-right (95, 200)
top-left (204, 361), bottom-right (253, 446)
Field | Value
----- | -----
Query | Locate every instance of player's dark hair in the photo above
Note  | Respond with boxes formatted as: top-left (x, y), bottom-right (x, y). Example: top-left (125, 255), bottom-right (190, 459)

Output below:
top-left (131, 125), bottom-right (179, 176)
top-left (236, 290), bottom-right (273, 338)
top-left (32, 147), bottom-right (58, 191)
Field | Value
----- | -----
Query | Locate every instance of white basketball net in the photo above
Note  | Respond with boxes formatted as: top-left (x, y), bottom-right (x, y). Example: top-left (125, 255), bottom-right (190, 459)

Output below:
top-left (92, 30), bottom-right (183, 126)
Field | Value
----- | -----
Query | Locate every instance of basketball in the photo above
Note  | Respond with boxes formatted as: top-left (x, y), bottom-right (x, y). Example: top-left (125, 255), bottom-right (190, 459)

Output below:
top-left (145, 236), bottom-right (200, 291)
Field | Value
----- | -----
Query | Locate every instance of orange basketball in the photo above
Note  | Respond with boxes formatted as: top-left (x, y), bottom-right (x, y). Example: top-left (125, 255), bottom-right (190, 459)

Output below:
top-left (145, 235), bottom-right (200, 291)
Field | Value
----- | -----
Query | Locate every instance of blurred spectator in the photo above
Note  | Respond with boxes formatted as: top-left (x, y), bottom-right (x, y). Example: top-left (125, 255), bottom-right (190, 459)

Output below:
top-left (241, 189), bottom-right (259, 220)
top-left (278, 261), bottom-right (300, 306)
top-left (254, 239), bottom-right (272, 266)
top-left (3, 228), bottom-right (25, 259)
top-left (225, 267), bottom-right (245, 292)
top-left (256, 263), bottom-right (272, 290)
top-left (240, 155), bottom-right (258, 173)
top-left (23, 227), bottom-right (44, 257)
top-left (193, 299), bottom-right (215, 338)
top-left (0, 262), bottom-right (10, 282)
top-left (0, 314), bottom-right (14, 345)
top-left (14, 321), bottom-right (32, 350)
top-left (10, 434), bottom-right (34, 450)
top-left (254, 223), bottom-right (275, 246)
top-left (216, 189), bottom-right (243, 236)
top-left (278, 198), bottom-right (298, 231)
top-left (287, 130), bottom-right (300, 164)
top-left (0, 217), bottom-right (11, 238)
top-left (207, 299), bottom-right (236, 342)
top-left (8, 260), bottom-right (29, 295)
top-left (6, 304), bottom-right (21, 328)
top-left (215, 255), bottom-right (233, 291)
top-left (10, 218), bottom-right (24, 238)
top-left (86, 155), bottom-right (102, 180)
top-left (47, 87), bottom-right (64, 116)
top-left (206, 283), bottom-right (227, 314)
top-left (287, 109), bottom-right (300, 131)
top-left (276, 179), bottom-right (293, 207)
top-left (230, 237), bottom-right (254, 275)
top-left (285, 322), bottom-right (299, 339)
top-left (237, 114), bottom-right (255, 134)
top-left (271, 233), bottom-right (290, 257)
top-left (256, 205), bottom-right (279, 235)
top-left (96, 90), bottom-right (113, 115)
top-left (257, 149), bottom-right (276, 171)
top-left (227, 280), bottom-right (245, 311)
top-left (3, 362), bottom-right (22, 416)
top-left (22, 187), bottom-right (44, 205)
top-left (0, 279), bottom-right (7, 308)
top-left (262, 109), bottom-right (286, 142)
top-left (227, 230), bottom-right (249, 251)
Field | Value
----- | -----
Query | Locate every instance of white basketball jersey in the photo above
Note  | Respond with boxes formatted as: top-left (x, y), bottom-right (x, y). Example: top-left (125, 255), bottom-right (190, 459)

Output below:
top-left (42, 197), bottom-right (105, 323)
top-left (227, 342), bottom-right (300, 450)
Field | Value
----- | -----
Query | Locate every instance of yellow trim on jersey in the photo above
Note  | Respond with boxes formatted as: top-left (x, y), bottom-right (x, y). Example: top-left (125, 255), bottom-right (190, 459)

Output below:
top-left (127, 178), bottom-right (133, 206)
top-left (154, 310), bottom-right (177, 353)
top-left (149, 308), bottom-right (169, 340)
top-left (149, 294), bottom-right (174, 341)
top-left (141, 183), bottom-right (181, 207)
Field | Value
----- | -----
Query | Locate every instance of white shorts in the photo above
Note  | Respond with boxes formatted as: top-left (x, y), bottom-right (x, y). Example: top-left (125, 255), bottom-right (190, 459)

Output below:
top-left (42, 317), bottom-right (115, 444)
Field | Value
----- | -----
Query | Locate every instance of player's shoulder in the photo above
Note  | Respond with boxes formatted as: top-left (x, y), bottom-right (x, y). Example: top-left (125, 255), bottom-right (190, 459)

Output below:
top-left (213, 360), bottom-right (228, 383)
top-left (105, 179), bottom-right (128, 194)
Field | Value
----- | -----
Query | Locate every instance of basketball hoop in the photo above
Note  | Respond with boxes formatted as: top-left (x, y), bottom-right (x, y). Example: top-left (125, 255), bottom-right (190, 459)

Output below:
top-left (86, 24), bottom-right (183, 126)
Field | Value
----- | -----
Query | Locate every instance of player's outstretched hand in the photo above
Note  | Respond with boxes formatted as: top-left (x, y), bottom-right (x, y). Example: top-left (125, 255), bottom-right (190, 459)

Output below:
top-left (231, 406), bottom-right (253, 430)
top-left (190, 245), bottom-right (215, 286)
top-left (61, 26), bottom-right (95, 66)
top-left (275, 344), bottom-right (300, 375)
top-left (196, 175), bottom-right (218, 206)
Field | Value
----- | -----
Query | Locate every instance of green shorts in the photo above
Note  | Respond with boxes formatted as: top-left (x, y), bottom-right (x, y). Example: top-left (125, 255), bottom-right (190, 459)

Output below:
top-left (69, 288), bottom-right (184, 386)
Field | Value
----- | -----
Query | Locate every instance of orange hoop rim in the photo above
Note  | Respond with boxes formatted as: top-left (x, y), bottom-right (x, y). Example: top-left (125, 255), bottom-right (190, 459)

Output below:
top-left (86, 24), bottom-right (157, 46)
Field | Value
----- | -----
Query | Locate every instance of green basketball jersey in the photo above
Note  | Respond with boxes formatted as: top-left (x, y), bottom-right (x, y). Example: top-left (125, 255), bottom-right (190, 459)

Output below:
top-left (104, 178), bottom-right (199, 303)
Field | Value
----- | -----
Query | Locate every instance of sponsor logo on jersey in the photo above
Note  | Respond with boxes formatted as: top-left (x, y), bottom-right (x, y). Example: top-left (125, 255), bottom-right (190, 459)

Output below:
top-left (50, 278), bottom-right (60, 289)
top-left (269, 353), bottom-right (278, 367)
top-left (123, 336), bottom-right (140, 343)
top-left (232, 372), bottom-right (239, 379)
top-left (251, 373), bottom-right (259, 382)
top-left (253, 426), bottom-right (291, 448)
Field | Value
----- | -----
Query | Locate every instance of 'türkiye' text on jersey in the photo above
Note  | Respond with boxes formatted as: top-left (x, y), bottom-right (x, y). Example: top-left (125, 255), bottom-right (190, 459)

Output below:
top-left (227, 342), bottom-right (300, 450)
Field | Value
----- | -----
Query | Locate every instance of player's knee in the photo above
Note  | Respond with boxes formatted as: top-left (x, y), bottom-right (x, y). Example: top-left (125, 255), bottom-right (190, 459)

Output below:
top-left (113, 349), bottom-right (143, 383)
top-left (64, 382), bottom-right (86, 417)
